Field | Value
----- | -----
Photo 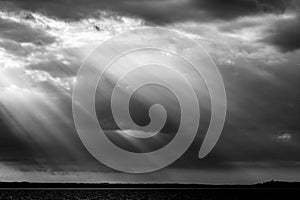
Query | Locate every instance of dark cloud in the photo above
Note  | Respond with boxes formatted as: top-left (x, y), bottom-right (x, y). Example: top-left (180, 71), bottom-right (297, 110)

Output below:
top-left (0, 0), bottom-right (295, 23)
top-left (262, 15), bottom-right (300, 52)
top-left (0, 40), bottom-right (35, 57)
top-left (0, 18), bottom-right (55, 45)
top-left (170, 58), bottom-right (300, 170)
top-left (1, 0), bottom-right (300, 183)
top-left (192, 0), bottom-right (292, 20)
top-left (3, 0), bottom-right (300, 52)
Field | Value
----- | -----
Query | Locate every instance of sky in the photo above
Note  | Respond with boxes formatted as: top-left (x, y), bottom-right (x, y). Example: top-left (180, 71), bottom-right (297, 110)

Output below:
top-left (0, 0), bottom-right (300, 184)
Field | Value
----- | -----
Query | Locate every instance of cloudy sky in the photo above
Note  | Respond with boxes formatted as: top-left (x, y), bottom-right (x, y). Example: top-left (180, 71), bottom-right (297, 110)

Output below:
top-left (0, 0), bottom-right (300, 184)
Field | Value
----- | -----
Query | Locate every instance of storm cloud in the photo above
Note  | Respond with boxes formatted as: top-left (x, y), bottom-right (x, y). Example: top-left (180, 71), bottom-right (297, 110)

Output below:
top-left (2, 0), bottom-right (300, 51)
top-left (0, 0), bottom-right (300, 183)
top-left (262, 15), bottom-right (300, 52)
top-left (0, 0), bottom-right (296, 22)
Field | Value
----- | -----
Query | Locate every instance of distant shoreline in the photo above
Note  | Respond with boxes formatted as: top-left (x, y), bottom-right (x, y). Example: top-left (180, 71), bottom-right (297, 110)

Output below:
top-left (1, 180), bottom-right (300, 189)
